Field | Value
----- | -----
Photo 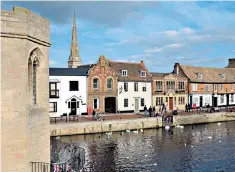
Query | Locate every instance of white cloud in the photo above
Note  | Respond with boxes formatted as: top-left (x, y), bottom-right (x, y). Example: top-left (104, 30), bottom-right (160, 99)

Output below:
top-left (103, 40), bottom-right (129, 46)
top-left (162, 30), bottom-right (178, 37)
top-left (145, 43), bottom-right (183, 53)
top-left (181, 28), bottom-right (195, 34)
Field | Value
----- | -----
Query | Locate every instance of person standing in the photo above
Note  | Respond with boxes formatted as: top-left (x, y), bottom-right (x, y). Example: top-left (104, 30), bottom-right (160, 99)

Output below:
top-left (153, 106), bottom-right (156, 117)
top-left (149, 106), bottom-right (152, 117)
top-left (144, 105), bottom-right (147, 116)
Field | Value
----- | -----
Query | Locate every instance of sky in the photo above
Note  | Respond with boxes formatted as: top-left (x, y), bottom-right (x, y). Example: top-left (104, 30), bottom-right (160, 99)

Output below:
top-left (2, 1), bottom-right (235, 72)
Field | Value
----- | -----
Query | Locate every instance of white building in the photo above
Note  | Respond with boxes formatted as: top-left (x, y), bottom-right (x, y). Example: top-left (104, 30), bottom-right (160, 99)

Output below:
top-left (117, 81), bottom-right (152, 113)
top-left (49, 68), bottom-right (89, 117)
top-left (109, 61), bottom-right (152, 113)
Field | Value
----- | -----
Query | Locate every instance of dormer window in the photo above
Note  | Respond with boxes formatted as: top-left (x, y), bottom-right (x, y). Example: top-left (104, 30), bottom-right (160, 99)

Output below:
top-left (220, 74), bottom-right (225, 79)
top-left (140, 71), bottom-right (146, 77)
top-left (122, 70), bottom-right (128, 76)
top-left (197, 73), bottom-right (203, 79)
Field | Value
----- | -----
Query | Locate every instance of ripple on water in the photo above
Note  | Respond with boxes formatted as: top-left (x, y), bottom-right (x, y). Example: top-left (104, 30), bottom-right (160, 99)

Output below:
top-left (56, 121), bottom-right (235, 172)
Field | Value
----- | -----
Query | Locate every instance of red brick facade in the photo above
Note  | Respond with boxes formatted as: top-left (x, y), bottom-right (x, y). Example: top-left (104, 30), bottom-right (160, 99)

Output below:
top-left (87, 56), bottom-right (118, 113)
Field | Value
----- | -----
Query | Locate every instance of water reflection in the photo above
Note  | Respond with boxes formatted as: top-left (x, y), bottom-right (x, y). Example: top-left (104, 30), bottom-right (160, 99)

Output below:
top-left (58, 121), bottom-right (235, 172)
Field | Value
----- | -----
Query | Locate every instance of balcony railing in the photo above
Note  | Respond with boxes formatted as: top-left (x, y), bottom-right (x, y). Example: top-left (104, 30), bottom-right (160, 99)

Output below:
top-left (30, 162), bottom-right (51, 172)
top-left (49, 90), bottom-right (59, 98)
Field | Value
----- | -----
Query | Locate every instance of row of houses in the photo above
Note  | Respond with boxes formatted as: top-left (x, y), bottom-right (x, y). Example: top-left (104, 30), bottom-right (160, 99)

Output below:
top-left (49, 56), bottom-right (235, 117)
top-left (49, 13), bottom-right (235, 117)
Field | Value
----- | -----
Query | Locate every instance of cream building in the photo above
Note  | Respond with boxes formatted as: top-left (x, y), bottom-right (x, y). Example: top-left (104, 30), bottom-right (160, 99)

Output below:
top-left (151, 73), bottom-right (188, 111)
top-left (1, 7), bottom-right (51, 172)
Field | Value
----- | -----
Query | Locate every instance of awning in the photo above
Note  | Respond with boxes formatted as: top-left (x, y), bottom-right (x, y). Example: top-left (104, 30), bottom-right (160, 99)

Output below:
top-left (49, 79), bottom-right (60, 83)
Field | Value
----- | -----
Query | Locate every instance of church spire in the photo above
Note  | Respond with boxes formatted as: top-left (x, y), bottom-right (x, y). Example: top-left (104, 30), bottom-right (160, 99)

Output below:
top-left (68, 10), bottom-right (82, 68)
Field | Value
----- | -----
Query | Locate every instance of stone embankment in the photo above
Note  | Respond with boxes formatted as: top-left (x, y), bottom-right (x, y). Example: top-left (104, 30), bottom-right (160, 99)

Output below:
top-left (50, 112), bottom-right (235, 136)
top-left (51, 117), bottom-right (162, 136)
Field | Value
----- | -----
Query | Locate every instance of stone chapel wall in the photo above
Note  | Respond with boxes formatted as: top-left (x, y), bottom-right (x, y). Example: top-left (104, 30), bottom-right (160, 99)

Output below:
top-left (1, 7), bottom-right (50, 172)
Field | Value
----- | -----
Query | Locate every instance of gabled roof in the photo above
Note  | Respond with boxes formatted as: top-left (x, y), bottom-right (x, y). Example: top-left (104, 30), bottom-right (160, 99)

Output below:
top-left (151, 72), bottom-right (187, 80)
top-left (49, 68), bottom-right (89, 76)
top-left (179, 64), bottom-right (235, 83)
top-left (109, 61), bottom-right (152, 82)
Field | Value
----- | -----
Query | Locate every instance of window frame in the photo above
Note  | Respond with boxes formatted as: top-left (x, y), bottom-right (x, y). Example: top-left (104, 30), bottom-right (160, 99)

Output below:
top-left (122, 70), bottom-right (128, 76)
top-left (156, 81), bottom-right (163, 91)
top-left (141, 98), bottom-right (145, 106)
top-left (124, 82), bottom-right (128, 92)
top-left (93, 98), bottom-right (99, 109)
top-left (107, 78), bottom-right (113, 90)
top-left (134, 82), bottom-right (138, 92)
top-left (140, 71), bottom-right (146, 77)
top-left (69, 81), bottom-right (79, 91)
top-left (49, 102), bottom-right (57, 112)
top-left (124, 99), bottom-right (128, 107)
top-left (93, 78), bottom-right (99, 90)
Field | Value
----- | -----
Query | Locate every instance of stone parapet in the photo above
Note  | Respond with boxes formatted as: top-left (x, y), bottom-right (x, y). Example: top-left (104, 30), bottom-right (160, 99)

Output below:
top-left (50, 117), bottom-right (162, 136)
top-left (1, 6), bottom-right (50, 46)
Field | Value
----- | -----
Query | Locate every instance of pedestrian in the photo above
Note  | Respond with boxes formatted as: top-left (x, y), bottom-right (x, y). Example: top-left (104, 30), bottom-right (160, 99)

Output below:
top-left (153, 106), bottom-right (156, 117)
top-left (144, 105), bottom-right (147, 116)
top-left (185, 104), bottom-right (188, 112)
top-left (149, 106), bottom-right (152, 117)
top-left (92, 109), bottom-right (96, 120)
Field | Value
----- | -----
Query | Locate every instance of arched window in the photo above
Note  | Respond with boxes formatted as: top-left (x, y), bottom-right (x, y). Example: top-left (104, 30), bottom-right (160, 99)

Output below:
top-left (107, 78), bottom-right (113, 90)
top-left (93, 78), bottom-right (99, 90)
top-left (32, 57), bottom-right (39, 104)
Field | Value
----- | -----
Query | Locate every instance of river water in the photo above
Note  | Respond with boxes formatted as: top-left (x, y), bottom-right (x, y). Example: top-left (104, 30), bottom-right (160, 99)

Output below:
top-left (59, 121), bottom-right (235, 172)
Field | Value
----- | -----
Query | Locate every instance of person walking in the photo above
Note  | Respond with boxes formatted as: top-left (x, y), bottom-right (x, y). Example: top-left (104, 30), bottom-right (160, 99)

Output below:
top-left (149, 106), bottom-right (152, 117)
top-left (144, 105), bottom-right (147, 116)
top-left (185, 104), bottom-right (188, 112)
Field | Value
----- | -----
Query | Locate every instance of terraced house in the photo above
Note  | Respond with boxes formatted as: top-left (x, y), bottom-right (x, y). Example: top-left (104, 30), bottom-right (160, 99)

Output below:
top-left (87, 56), bottom-right (152, 114)
top-left (174, 63), bottom-right (235, 108)
top-left (151, 72), bottom-right (188, 111)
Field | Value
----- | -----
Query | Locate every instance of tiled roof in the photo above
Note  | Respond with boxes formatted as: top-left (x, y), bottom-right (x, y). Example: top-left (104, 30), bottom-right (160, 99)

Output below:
top-left (151, 72), bottom-right (187, 80)
top-left (109, 61), bottom-right (152, 82)
top-left (179, 64), bottom-right (235, 83)
top-left (151, 72), bottom-right (169, 77)
top-left (49, 68), bottom-right (89, 76)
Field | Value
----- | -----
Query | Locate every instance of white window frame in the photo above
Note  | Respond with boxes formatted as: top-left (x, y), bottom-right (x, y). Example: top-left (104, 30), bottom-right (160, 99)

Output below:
top-left (134, 82), bottom-right (138, 92)
top-left (93, 78), bottom-right (99, 90)
top-left (140, 71), bottom-right (146, 77)
top-left (231, 84), bottom-right (234, 91)
top-left (231, 94), bottom-right (234, 103)
top-left (220, 95), bottom-right (224, 104)
top-left (107, 78), bottom-right (113, 90)
top-left (220, 74), bottom-right (225, 79)
top-left (93, 98), bottom-right (99, 109)
top-left (205, 84), bottom-right (210, 92)
top-left (192, 84), bottom-right (198, 92)
top-left (198, 73), bottom-right (203, 79)
top-left (122, 70), bottom-right (128, 76)
top-left (141, 98), bottom-right (145, 106)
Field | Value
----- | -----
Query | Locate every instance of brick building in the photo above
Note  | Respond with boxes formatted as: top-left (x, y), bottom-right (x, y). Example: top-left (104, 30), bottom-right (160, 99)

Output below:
top-left (87, 56), bottom-right (152, 114)
top-left (174, 63), bottom-right (235, 108)
top-left (151, 72), bottom-right (188, 111)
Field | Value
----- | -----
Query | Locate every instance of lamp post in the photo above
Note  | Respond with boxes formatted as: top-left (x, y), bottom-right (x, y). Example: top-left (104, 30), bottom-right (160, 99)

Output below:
top-left (226, 88), bottom-right (228, 112)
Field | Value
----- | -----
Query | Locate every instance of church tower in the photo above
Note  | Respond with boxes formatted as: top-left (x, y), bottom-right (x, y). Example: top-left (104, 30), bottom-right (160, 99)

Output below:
top-left (68, 10), bottom-right (82, 68)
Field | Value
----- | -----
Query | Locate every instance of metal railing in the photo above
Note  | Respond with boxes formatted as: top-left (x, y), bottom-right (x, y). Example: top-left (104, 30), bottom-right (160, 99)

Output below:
top-left (50, 115), bottom-right (81, 124)
top-left (30, 162), bottom-right (50, 172)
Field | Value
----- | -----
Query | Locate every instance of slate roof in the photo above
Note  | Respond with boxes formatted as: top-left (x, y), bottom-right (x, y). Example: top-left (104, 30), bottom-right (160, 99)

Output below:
top-left (49, 68), bottom-right (89, 76)
top-left (179, 64), bottom-right (235, 83)
top-left (109, 61), bottom-right (152, 82)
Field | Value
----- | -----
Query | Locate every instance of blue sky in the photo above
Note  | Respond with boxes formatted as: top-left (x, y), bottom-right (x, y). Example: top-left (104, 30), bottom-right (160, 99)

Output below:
top-left (2, 1), bottom-right (235, 72)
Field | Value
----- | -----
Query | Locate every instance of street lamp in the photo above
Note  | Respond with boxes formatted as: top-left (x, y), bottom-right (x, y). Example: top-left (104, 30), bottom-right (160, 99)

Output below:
top-left (226, 88), bottom-right (228, 112)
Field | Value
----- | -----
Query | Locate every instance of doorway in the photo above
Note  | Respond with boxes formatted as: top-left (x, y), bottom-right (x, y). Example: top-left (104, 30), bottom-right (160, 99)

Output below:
top-left (70, 102), bottom-right (77, 115)
top-left (135, 99), bottom-right (139, 113)
top-left (213, 97), bottom-right (218, 107)
top-left (200, 96), bottom-right (203, 107)
top-left (226, 94), bottom-right (229, 106)
top-left (105, 97), bottom-right (116, 113)
top-left (169, 97), bottom-right (173, 110)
